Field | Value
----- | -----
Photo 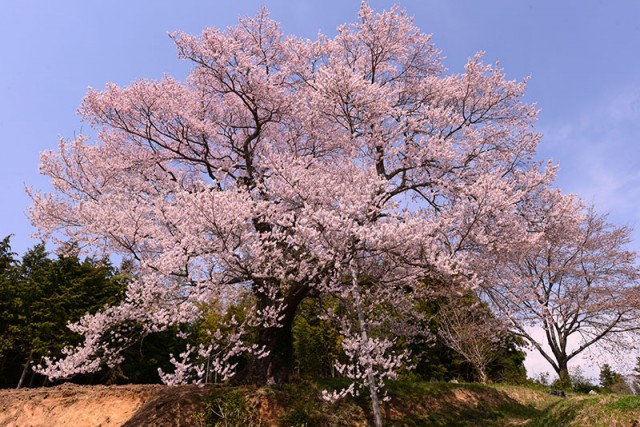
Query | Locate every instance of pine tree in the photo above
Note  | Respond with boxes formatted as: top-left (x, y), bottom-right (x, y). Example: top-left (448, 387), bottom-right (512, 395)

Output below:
top-left (599, 363), bottom-right (617, 389)
top-left (0, 236), bottom-right (19, 379)
top-left (598, 363), bottom-right (632, 394)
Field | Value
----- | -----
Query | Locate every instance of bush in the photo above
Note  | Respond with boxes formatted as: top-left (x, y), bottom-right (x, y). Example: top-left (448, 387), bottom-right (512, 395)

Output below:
top-left (280, 401), bottom-right (322, 427)
top-left (200, 390), bottom-right (262, 427)
top-left (569, 365), bottom-right (597, 393)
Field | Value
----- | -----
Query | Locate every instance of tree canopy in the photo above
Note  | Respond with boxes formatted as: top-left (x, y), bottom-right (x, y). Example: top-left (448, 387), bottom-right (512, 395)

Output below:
top-left (26, 5), bottom-right (638, 423)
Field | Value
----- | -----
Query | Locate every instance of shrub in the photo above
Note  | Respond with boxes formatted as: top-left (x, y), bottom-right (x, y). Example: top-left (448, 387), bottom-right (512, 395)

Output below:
top-left (200, 390), bottom-right (262, 427)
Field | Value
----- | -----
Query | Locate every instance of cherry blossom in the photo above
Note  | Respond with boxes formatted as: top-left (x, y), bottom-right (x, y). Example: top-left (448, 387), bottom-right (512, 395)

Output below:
top-left (30, 7), bottom-right (555, 421)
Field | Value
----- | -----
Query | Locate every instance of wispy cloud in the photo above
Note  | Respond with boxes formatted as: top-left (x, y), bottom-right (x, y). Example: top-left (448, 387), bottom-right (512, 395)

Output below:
top-left (538, 83), bottom-right (640, 245)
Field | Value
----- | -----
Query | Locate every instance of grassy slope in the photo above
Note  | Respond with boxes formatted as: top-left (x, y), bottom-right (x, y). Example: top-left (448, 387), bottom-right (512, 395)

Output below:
top-left (533, 394), bottom-right (640, 427)
top-left (198, 381), bottom-right (640, 426)
top-left (382, 382), bottom-right (556, 426)
top-left (2, 381), bottom-right (639, 426)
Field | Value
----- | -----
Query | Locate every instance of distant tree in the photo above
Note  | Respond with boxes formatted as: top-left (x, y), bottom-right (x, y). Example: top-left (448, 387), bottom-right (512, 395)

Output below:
top-left (599, 364), bottom-right (617, 389)
top-left (599, 363), bottom-right (633, 394)
top-left (409, 293), bottom-right (526, 384)
top-left (535, 372), bottom-right (550, 386)
top-left (436, 294), bottom-right (509, 383)
top-left (483, 199), bottom-right (640, 385)
top-left (566, 365), bottom-right (596, 393)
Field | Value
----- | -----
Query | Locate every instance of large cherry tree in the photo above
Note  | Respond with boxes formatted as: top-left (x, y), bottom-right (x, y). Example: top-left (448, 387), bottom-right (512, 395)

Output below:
top-left (30, 4), bottom-right (551, 395)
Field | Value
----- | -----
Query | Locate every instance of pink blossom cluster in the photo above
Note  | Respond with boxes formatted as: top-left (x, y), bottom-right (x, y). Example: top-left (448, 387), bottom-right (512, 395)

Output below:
top-left (322, 333), bottom-right (408, 403)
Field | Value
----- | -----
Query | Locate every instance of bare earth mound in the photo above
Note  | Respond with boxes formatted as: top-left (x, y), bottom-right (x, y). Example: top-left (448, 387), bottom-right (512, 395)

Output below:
top-left (0, 384), bottom-right (210, 427)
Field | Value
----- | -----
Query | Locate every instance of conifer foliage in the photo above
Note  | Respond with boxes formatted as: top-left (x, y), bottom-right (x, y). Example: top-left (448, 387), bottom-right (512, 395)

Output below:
top-left (0, 237), bottom-right (125, 388)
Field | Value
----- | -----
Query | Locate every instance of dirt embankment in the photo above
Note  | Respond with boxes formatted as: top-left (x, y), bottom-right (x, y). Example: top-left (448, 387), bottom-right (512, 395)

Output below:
top-left (5, 381), bottom-right (609, 427)
top-left (0, 383), bottom-right (210, 427)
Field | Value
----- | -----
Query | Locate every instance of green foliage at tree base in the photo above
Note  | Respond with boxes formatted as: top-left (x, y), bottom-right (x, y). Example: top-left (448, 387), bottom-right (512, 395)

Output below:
top-left (194, 381), bottom-right (569, 427)
top-left (199, 389), bottom-right (262, 427)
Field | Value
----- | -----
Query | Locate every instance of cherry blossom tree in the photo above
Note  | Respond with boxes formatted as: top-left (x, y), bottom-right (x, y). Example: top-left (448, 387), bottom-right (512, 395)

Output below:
top-left (30, 5), bottom-right (552, 408)
top-left (481, 198), bottom-right (640, 384)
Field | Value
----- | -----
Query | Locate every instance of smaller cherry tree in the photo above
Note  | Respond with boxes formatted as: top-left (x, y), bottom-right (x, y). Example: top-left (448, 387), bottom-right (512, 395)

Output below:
top-left (319, 254), bottom-right (416, 427)
top-left (482, 195), bottom-right (640, 384)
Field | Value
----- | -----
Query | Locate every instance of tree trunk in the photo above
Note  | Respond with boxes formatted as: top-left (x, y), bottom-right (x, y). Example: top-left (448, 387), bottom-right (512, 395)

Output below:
top-left (240, 282), bottom-right (311, 385)
top-left (476, 366), bottom-right (488, 384)
top-left (27, 370), bottom-right (36, 388)
top-left (254, 310), bottom-right (297, 384)
top-left (16, 349), bottom-right (33, 389)
top-left (351, 261), bottom-right (383, 427)
top-left (557, 358), bottom-right (570, 387)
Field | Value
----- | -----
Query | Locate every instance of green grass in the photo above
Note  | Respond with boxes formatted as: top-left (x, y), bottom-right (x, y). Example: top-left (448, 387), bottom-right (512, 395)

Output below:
top-left (532, 394), bottom-right (640, 427)
top-left (382, 382), bottom-right (557, 426)
top-left (608, 394), bottom-right (640, 411)
top-left (195, 380), bottom-right (640, 426)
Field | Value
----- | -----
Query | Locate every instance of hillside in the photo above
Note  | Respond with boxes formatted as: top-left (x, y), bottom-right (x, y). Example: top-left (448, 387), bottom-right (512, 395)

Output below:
top-left (1, 382), bottom-right (639, 426)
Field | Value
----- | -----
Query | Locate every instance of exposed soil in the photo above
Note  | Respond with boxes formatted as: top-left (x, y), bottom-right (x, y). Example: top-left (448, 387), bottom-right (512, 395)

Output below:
top-left (0, 383), bottom-right (211, 427)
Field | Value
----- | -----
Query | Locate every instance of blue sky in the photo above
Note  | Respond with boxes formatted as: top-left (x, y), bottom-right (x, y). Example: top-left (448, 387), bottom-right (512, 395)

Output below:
top-left (1, 1), bottom-right (639, 379)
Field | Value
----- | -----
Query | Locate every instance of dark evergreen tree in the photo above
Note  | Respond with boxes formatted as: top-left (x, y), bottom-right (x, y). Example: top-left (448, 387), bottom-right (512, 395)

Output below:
top-left (0, 241), bottom-right (127, 388)
top-left (599, 363), bottom-right (617, 389)
top-left (599, 363), bottom-right (633, 394)
top-left (0, 236), bottom-right (19, 381)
